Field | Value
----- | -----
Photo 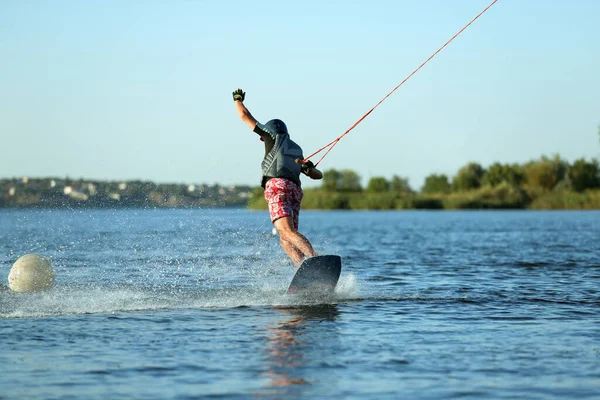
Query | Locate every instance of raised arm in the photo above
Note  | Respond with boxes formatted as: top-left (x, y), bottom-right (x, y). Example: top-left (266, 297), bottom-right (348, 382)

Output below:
top-left (233, 89), bottom-right (257, 130)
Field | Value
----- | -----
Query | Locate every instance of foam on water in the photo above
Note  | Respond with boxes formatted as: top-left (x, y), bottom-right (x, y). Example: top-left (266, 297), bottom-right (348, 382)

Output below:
top-left (0, 271), bottom-right (362, 318)
top-left (0, 208), bottom-right (369, 318)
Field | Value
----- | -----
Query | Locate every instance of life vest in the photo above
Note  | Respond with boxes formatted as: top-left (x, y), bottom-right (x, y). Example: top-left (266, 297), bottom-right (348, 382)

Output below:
top-left (261, 133), bottom-right (303, 188)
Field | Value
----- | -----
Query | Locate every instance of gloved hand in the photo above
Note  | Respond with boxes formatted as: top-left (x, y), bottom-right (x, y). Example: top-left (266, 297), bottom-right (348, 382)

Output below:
top-left (232, 89), bottom-right (245, 102)
top-left (298, 160), bottom-right (315, 174)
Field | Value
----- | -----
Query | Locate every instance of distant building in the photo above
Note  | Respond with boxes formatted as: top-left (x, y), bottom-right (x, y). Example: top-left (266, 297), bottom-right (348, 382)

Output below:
top-left (70, 191), bottom-right (89, 201)
top-left (87, 183), bottom-right (97, 195)
top-left (64, 186), bottom-right (88, 200)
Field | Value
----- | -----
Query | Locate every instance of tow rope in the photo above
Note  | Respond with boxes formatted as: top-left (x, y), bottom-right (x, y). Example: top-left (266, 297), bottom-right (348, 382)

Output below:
top-left (304, 0), bottom-right (498, 166)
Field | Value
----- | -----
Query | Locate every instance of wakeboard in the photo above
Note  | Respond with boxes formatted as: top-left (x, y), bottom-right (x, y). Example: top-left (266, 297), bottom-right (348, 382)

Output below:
top-left (286, 255), bottom-right (342, 295)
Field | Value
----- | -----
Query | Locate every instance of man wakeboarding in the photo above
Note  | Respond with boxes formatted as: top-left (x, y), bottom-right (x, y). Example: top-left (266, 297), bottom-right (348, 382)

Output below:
top-left (233, 88), bottom-right (323, 267)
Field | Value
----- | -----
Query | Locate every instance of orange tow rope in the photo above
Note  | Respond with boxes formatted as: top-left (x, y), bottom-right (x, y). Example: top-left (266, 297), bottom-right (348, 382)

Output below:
top-left (305, 0), bottom-right (499, 166)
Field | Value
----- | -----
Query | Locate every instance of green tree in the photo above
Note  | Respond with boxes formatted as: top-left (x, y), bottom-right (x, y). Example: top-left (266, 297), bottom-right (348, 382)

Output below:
top-left (421, 174), bottom-right (450, 194)
top-left (366, 177), bottom-right (390, 193)
top-left (452, 162), bottom-right (484, 191)
top-left (569, 158), bottom-right (600, 192)
top-left (321, 169), bottom-right (362, 192)
top-left (481, 163), bottom-right (505, 187)
top-left (524, 154), bottom-right (568, 190)
top-left (390, 175), bottom-right (413, 194)
top-left (322, 169), bottom-right (341, 192)
top-left (338, 169), bottom-right (362, 192)
top-left (482, 162), bottom-right (525, 187)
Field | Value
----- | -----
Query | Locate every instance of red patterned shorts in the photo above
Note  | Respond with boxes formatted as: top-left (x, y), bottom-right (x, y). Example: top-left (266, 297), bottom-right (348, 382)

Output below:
top-left (264, 178), bottom-right (303, 230)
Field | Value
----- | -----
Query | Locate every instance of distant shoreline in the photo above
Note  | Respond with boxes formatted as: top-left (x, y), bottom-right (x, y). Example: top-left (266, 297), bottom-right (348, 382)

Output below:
top-left (247, 187), bottom-right (600, 211)
top-left (3, 169), bottom-right (600, 211)
top-left (0, 177), bottom-right (253, 209)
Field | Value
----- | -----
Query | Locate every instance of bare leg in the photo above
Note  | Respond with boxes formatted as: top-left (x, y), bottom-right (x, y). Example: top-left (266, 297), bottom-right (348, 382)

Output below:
top-left (273, 216), bottom-right (317, 267)
top-left (279, 239), bottom-right (304, 266)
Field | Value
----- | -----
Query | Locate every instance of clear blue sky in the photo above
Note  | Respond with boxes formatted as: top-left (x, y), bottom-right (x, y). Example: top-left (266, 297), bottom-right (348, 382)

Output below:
top-left (1, 0), bottom-right (599, 189)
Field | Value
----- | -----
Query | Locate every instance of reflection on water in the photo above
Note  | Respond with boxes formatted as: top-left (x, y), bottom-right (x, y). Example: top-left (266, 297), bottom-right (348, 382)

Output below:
top-left (258, 305), bottom-right (340, 397)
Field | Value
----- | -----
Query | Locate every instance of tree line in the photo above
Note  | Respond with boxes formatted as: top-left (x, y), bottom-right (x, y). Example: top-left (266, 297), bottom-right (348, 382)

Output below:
top-left (248, 154), bottom-right (600, 210)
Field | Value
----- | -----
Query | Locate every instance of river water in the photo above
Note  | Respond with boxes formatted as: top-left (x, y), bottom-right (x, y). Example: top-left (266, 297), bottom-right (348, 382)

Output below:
top-left (1, 209), bottom-right (599, 399)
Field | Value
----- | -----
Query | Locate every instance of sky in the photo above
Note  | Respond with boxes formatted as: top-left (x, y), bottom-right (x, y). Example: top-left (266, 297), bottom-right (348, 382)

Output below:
top-left (1, 0), bottom-right (599, 190)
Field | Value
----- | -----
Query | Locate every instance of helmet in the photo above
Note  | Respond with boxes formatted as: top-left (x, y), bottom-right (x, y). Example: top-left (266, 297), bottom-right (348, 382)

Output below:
top-left (264, 119), bottom-right (288, 135)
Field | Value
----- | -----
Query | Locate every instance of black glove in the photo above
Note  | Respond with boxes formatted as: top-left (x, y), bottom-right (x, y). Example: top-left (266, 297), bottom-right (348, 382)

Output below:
top-left (232, 89), bottom-right (245, 102)
top-left (301, 160), bottom-right (315, 174)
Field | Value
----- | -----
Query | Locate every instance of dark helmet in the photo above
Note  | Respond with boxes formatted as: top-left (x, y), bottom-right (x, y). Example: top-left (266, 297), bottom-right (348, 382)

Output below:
top-left (264, 119), bottom-right (288, 135)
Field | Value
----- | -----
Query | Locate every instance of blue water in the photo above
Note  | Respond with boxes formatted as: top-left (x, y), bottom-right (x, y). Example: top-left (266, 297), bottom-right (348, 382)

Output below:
top-left (1, 209), bottom-right (599, 399)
